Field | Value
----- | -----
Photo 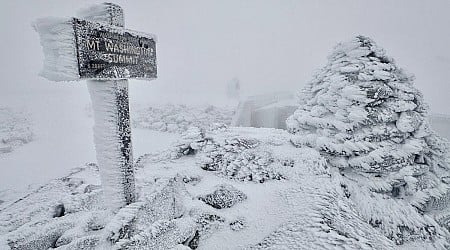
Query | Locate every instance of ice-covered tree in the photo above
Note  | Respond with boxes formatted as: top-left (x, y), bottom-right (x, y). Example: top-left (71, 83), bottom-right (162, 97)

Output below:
top-left (287, 36), bottom-right (450, 245)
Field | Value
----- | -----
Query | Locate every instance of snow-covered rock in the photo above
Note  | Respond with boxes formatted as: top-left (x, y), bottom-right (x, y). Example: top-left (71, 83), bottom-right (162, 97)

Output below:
top-left (198, 184), bottom-right (247, 209)
top-left (287, 35), bottom-right (450, 247)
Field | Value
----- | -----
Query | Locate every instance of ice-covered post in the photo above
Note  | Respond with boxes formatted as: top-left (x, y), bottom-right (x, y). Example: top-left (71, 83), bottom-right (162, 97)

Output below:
top-left (33, 3), bottom-right (157, 211)
top-left (79, 3), bottom-right (135, 210)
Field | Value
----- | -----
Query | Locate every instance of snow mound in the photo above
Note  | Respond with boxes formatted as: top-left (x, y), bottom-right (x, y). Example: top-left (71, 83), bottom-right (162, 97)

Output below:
top-left (135, 127), bottom-right (210, 165)
top-left (287, 35), bottom-right (450, 247)
top-left (133, 104), bottom-right (235, 133)
top-left (0, 107), bottom-right (33, 155)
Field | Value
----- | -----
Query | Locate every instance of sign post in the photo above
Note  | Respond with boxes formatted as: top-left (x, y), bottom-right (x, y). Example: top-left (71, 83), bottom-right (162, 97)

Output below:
top-left (34, 2), bottom-right (157, 211)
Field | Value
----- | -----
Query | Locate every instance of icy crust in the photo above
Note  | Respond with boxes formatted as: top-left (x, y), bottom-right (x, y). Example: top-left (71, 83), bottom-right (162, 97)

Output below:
top-left (133, 104), bottom-right (235, 134)
top-left (77, 2), bottom-right (125, 27)
top-left (338, 171), bottom-right (449, 246)
top-left (286, 36), bottom-right (450, 246)
top-left (249, 177), bottom-right (395, 250)
top-left (32, 17), bottom-right (80, 82)
top-left (0, 107), bottom-right (33, 155)
top-left (77, 2), bottom-right (157, 41)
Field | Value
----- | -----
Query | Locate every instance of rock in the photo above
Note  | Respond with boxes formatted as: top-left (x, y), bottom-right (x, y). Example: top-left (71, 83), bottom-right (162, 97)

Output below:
top-left (53, 204), bottom-right (65, 218)
top-left (185, 230), bottom-right (200, 249)
top-left (195, 213), bottom-right (225, 237)
top-left (396, 111), bottom-right (421, 133)
top-left (118, 218), bottom-right (197, 250)
top-left (229, 218), bottom-right (246, 231)
top-left (181, 174), bottom-right (202, 186)
top-left (198, 184), bottom-right (247, 209)
top-left (83, 184), bottom-right (101, 193)
top-left (0, 145), bottom-right (12, 153)
top-left (172, 244), bottom-right (193, 250)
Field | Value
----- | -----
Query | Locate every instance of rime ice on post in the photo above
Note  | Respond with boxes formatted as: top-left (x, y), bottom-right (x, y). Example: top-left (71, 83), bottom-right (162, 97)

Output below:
top-left (33, 3), bottom-right (157, 211)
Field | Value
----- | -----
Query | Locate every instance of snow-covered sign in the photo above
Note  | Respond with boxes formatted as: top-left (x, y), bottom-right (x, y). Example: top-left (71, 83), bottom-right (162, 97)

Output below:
top-left (34, 14), bottom-right (156, 81)
top-left (33, 3), bottom-right (157, 211)
top-left (73, 18), bottom-right (157, 79)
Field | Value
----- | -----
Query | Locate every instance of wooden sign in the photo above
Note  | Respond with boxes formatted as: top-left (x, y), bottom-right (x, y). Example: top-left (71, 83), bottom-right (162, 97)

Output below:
top-left (34, 3), bottom-right (158, 212)
top-left (73, 18), bottom-right (157, 79)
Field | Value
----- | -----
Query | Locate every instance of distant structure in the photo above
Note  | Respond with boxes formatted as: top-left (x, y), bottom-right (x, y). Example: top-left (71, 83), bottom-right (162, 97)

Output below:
top-left (232, 92), bottom-right (450, 136)
top-left (232, 92), bottom-right (297, 129)
top-left (226, 77), bottom-right (241, 100)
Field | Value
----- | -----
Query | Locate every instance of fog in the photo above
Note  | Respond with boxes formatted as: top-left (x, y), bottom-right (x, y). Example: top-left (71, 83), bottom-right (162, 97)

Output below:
top-left (0, 0), bottom-right (449, 113)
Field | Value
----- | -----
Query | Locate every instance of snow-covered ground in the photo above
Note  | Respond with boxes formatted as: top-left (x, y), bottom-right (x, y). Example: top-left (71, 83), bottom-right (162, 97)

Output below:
top-left (0, 107), bottom-right (33, 155)
top-left (0, 83), bottom-right (448, 249)
top-left (1, 126), bottom-right (448, 249)
top-left (431, 114), bottom-right (450, 141)
top-left (0, 100), bottom-right (180, 206)
top-left (1, 101), bottom-right (448, 206)
top-left (133, 104), bottom-right (235, 133)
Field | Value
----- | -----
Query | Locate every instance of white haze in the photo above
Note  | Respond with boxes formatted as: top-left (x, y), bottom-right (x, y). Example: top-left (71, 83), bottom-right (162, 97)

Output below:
top-left (1, 0), bottom-right (449, 111)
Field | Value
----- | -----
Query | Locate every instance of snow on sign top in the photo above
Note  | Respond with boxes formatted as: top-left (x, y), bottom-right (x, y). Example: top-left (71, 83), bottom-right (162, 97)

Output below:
top-left (33, 16), bottom-right (157, 81)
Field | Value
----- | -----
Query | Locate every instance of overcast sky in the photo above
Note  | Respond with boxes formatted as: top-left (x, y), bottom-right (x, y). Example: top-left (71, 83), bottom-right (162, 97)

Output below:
top-left (0, 0), bottom-right (449, 113)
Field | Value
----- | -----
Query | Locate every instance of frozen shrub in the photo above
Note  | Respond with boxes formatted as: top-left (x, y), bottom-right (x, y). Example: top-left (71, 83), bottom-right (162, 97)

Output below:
top-left (198, 137), bottom-right (285, 183)
top-left (198, 184), bottom-right (247, 209)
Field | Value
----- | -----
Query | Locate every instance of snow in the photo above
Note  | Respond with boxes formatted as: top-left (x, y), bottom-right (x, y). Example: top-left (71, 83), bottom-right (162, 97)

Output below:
top-left (0, 116), bottom-right (178, 207)
top-left (133, 104), bottom-right (235, 134)
top-left (32, 17), bottom-right (80, 82)
top-left (77, 2), bottom-right (125, 27)
top-left (1, 81), bottom-right (447, 248)
top-left (1, 123), bottom-right (449, 249)
top-left (0, 107), bottom-right (33, 155)
top-left (430, 114), bottom-right (450, 141)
